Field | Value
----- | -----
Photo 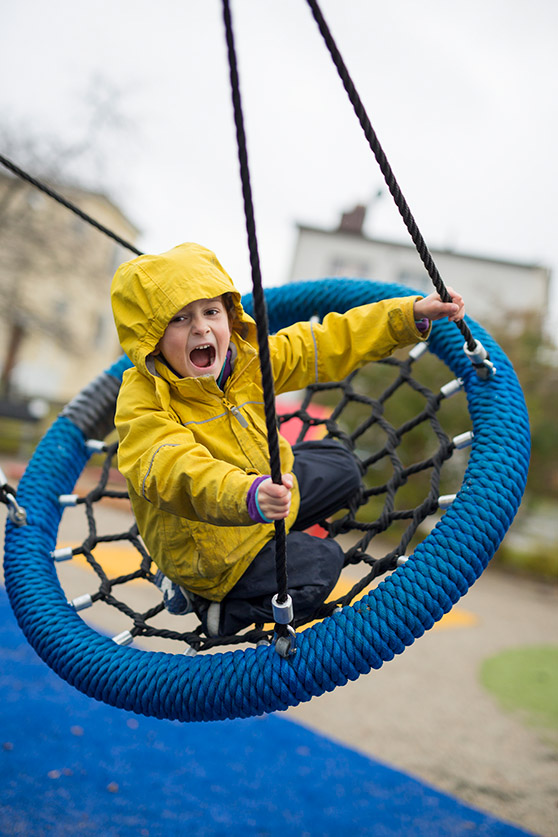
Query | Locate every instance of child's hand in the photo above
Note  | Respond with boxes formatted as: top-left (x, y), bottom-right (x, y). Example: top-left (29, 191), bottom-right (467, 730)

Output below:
top-left (257, 474), bottom-right (293, 521)
top-left (414, 287), bottom-right (465, 323)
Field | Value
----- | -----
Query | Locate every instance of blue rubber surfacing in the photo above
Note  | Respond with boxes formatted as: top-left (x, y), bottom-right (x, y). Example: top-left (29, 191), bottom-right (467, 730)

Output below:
top-left (0, 585), bottom-right (534, 837)
top-left (3, 279), bottom-right (531, 723)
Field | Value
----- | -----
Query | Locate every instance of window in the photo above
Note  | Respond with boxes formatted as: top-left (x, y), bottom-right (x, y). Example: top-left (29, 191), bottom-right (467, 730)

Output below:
top-left (329, 257), bottom-right (371, 278)
top-left (397, 270), bottom-right (430, 293)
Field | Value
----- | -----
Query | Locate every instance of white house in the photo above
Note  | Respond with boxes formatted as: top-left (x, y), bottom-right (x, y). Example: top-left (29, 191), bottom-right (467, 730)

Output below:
top-left (288, 204), bottom-right (550, 336)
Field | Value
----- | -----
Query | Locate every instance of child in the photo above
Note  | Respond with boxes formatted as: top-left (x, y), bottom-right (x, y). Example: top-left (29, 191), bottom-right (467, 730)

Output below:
top-left (111, 242), bottom-right (465, 636)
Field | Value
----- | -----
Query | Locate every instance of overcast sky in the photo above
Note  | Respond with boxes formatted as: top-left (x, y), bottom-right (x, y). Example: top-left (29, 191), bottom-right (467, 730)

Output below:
top-left (2, 0), bottom-right (557, 334)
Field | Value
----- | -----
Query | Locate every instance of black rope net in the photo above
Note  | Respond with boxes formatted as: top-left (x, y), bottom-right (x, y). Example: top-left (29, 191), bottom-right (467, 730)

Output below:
top-left (0, 0), bottom-right (478, 657)
top-left (55, 345), bottom-right (469, 654)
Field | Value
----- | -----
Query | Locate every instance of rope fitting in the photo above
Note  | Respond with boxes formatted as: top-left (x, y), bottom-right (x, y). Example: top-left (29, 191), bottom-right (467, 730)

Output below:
top-left (85, 439), bottom-right (108, 453)
top-left (452, 430), bottom-right (474, 449)
top-left (0, 466), bottom-right (27, 526)
top-left (408, 342), bottom-right (429, 361)
top-left (463, 340), bottom-right (496, 380)
top-left (274, 624), bottom-right (297, 659)
top-left (440, 377), bottom-right (464, 399)
top-left (112, 630), bottom-right (134, 646)
top-left (272, 593), bottom-right (294, 624)
top-left (69, 594), bottom-right (93, 612)
top-left (2, 491), bottom-right (27, 526)
top-left (59, 494), bottom-right (79, 507)
top-left (272, 594), bottom-right (297, 657)
top-left (51, 547), bottom-right (74, 562)
top-left (438, 494), bottom-right (457, 509)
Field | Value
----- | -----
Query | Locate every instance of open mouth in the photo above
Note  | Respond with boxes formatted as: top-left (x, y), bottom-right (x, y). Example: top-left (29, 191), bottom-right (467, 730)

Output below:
top-left (189, 344), bottom-right (216, 369)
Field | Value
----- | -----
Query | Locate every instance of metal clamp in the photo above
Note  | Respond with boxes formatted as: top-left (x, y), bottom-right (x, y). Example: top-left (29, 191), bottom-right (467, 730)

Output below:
top-left (0, 466), bottom-right (27, 526)
top-left (463, 340), bottom-right (496, 380)
top-left (272, 593), bottom-right (297, 657)
top-left (274, 624), bottom-right (297, 659)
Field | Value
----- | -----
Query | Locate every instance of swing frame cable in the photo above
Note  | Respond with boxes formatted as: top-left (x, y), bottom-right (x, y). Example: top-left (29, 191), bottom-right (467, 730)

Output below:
top-left (0, 152), bottom-right (142, 257)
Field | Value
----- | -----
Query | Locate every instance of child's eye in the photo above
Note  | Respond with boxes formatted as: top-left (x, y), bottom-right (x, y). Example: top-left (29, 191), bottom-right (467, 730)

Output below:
top-left (170, 314), bottom-right (188, 324)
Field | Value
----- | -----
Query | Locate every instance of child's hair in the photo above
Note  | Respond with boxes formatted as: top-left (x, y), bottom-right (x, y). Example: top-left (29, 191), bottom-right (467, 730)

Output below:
top-left (222, 292), bottom-right (237, 324)
top-left (222, 292), bottom-right (248, 338)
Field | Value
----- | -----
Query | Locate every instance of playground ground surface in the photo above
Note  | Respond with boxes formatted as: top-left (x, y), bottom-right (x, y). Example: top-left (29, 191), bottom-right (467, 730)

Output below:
top-left (1, 458), bottom-right (557, 835)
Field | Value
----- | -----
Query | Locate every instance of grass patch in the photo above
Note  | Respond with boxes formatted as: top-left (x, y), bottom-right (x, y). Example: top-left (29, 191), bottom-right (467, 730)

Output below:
top-left (480, 645), bottom-right (558, 739)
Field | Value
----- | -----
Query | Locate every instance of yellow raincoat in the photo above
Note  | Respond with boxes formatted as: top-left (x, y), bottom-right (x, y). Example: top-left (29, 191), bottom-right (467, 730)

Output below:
top-left (111, 242), bottom-right (428, 600)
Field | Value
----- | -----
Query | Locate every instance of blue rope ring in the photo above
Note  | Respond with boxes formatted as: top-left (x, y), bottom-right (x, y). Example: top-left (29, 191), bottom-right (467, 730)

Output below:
top-left (3, 279), bottom-right (530, 722)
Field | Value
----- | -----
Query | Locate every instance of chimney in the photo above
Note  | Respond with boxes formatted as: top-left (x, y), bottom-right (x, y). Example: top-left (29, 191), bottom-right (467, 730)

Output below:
top-left (338, 204), bottom-right (366, 235)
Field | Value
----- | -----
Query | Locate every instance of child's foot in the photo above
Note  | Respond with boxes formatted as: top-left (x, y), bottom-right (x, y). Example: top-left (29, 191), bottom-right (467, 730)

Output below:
top-left (154, 570), bottom-right (193, 615)
top-left (189, 595), bottom-right (222, 636)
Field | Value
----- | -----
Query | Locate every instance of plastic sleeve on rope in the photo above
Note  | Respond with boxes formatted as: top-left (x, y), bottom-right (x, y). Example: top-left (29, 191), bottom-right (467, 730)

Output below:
top-left (59, 494), bottom-right (79, 507)
top-left (438, 494), bottom-right (457, 509)
top-left (85, 439), bottom-right (107, 453)
top-left (69, 594), bottom-right (93, 612)
top-left (408, 342), bottom-right (429, 360)
top-left (51, 547), bottom-right (74, 562)
top-left (396, 556), bottom-right (409, 566)
top-left (112, 630), bottom-right (133, 646)
top-left (452, 431), bottom-right (474, 449)
top-left (272, 593), bottom-right (294, 624)
top-left (440, 377), bottom-right (464, 398)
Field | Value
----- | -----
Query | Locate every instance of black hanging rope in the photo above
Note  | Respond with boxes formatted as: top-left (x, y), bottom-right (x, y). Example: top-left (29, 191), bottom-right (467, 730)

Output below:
top-left (1, 0), bottom-right (486, 646)
top-left (304, 0), bottom-right (477, 353)
top-left (0, 152), bottom-right (142, 257)
top-left (221, 0), bottom-right (290, 613)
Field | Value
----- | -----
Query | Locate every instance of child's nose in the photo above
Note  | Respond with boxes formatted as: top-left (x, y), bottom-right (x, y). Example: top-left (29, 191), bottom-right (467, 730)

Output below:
top-left (192, 316), bottom-right (209, 333)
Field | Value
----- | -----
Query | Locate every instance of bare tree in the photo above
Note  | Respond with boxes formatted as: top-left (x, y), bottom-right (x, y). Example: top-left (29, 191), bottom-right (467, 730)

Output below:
top-left (0, 81), bottom-right (135, 398)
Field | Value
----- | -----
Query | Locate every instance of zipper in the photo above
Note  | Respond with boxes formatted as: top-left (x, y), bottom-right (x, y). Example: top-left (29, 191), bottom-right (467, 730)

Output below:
top-left (224, 399), bottom-right (248, 427)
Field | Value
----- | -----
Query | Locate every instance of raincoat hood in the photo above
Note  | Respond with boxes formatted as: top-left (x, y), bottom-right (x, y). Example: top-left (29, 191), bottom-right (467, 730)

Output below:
top-left (111, 242), bottom-right (249, 373)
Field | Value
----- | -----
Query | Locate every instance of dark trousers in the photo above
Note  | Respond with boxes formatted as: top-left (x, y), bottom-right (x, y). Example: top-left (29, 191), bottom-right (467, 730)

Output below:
top-left (215, 440), bottom-right (362, 635)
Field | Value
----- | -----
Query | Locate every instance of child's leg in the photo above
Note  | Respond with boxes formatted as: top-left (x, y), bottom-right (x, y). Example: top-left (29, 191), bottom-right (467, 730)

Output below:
top-left (291, 439), bottom-right (363, 531)
top-left (203, 530), bottom-right (345, 636)
top-left (194, 441), bottom-right (361, 637)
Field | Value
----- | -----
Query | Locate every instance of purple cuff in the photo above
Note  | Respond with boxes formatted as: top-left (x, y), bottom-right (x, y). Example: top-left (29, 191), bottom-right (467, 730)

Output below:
top-left (247, 476), bottom-right (272, 523)
top-left (415, 318), bottom-right (430, 334)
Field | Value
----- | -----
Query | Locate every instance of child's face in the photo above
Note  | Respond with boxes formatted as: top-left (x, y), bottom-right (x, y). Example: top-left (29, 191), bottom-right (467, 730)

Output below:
top-left (155, 296), bottom-right (232, 380)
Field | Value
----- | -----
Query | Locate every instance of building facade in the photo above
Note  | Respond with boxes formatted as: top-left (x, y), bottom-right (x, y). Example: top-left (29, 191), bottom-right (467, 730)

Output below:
top-left (0, 172), bottom-right (138, 405)
top-left (288, 205), bottom-right (550, 336)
